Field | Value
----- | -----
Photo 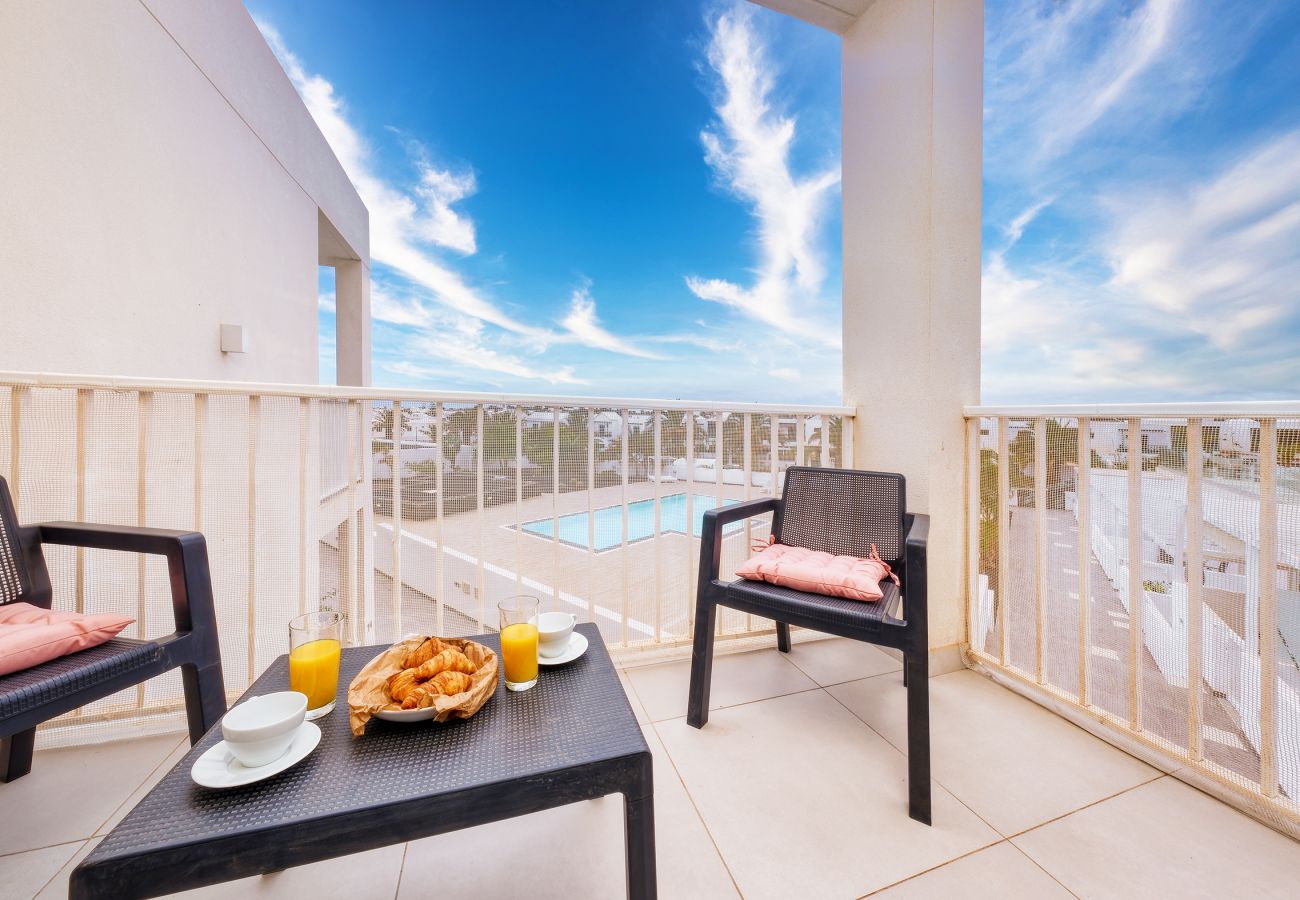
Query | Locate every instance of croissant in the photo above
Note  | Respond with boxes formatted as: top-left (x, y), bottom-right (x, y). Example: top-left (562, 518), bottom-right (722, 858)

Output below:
top-left (401, 637), bottom-right (448, 670)
top-left (402, 670), bottom-right (474, 709)
top-left (409, 647), bottom-right (477, 681)
top-left (387, 668), bottom-right (425, 706)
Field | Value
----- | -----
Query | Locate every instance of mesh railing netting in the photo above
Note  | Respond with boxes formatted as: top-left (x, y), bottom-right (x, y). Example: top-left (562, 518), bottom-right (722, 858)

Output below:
top-left (0, 384), bottom-right (846, 746)
top-left (972, 414), bottom-right (1300, 835)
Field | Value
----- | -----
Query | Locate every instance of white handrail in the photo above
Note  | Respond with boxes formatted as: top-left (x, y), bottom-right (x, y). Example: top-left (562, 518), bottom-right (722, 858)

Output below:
top-left (0, 371), bottom-right (854, 416)
top-left (967, 401), bottom-right (1300, 417)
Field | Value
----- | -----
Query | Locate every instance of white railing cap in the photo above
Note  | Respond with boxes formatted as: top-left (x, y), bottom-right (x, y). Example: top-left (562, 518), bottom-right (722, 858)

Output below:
top-left (0, 371), bottom-right (854, 416)
top-left (966, 401), bottom-right (1300, 418)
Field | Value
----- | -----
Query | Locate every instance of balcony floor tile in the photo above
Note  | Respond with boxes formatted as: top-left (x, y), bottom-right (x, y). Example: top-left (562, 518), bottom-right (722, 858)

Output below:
top-left (96, 736), bottom-right (189, 837)
top-left (397, 723), bottom-right (737, 899)
top-left (0, 841), bottom-right (83, 900)
top-left (33, 838), bottom-right (97, 900)
top-left (171, 843), bottom-right (405, 899)
top-left (1012, 775), bottom-right (1300, 899)
top-left (782, 637), bottom-right (902, 687)
top-left (0, 734), bottom-right (181, 856)
top-left (654, 689), bottom-right (999, 899)
top-left (870, 841), bottom-right (1074, 899)
top-left (617, 668), bottom-right (651, 724)
top-left (623, 646), bottom-right (817, 722)
top-left (828, 668), bottom-right (1160, 836)
top-left (6, 666), bottom-right (1297, 899)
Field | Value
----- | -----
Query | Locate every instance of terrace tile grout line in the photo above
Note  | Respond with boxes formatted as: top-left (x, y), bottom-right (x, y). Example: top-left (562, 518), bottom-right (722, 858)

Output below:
top-left (645, 718), bottom-right (745, 898)
top-left (619, 664), bottom-right (744, 896)
top-left (819, 678), bottom-right (1008, 839)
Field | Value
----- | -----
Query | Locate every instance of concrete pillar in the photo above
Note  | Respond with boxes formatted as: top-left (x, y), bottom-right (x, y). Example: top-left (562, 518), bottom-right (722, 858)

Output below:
top-left (841, 0), bottom-right (983, 673)
top-left (334, 259), bottom-right (372, 386)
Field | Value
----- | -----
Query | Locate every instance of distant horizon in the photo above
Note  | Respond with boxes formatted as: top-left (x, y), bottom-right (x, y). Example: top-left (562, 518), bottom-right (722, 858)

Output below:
top-left (253, 0), bottom-right (1300, 406)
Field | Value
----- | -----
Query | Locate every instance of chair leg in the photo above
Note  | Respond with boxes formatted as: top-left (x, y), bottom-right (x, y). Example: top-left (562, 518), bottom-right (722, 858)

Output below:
top-left (775, 622), bottom-right (791, 653)
top-left (0, 728), bottom-right (36, 782)
top-left (181, 661), bottom-right (227, 745)
top-left (686, 598), bottom-right (717, 729)
top-left (905, 650), bottom-right (931, 825)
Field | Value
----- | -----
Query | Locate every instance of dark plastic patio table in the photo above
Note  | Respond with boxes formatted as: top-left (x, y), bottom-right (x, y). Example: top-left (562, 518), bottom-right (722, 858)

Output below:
top-left (70, 624), bottom-right (655, 899)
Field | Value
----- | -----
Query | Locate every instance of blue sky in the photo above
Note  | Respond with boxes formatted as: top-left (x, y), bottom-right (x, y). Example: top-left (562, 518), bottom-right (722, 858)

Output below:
top-left (982, 0), bottom-right (1300, 402)
top-left (252, 0), bottom-right (1300, 404)
top-left (251, 1), bottom-right (842, 403)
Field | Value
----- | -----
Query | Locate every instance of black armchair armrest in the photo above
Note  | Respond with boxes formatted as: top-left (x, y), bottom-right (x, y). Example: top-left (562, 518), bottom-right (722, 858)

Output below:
top-left (40, 522), bottom-right (203, 555)
top-left (698, 497), bottom-right (779, 588)
top-left (37, 522), bottom-right (217, 636)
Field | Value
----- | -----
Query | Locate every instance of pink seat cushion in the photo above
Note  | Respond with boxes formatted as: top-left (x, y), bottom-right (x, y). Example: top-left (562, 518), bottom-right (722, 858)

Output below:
top-left (0, 603), bottom-right (135, 677)
top-left (736, 542), bottom-right (897, 602)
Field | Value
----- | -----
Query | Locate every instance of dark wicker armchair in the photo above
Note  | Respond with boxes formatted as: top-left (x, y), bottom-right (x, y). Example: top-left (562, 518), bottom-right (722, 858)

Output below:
top-left (0, 476), bottom-right (226, 782)
top-left (686, 466), bottom-right (932, 824)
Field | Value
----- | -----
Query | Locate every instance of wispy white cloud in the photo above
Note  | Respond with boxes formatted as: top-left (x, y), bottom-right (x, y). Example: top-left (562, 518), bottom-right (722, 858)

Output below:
top-left (686, 4), bottom-right (840, 345)
top-left (983, 131), bottom-right (1300, 402)
top-left (414, 166), bottom-right (478, 255)
top-left (982, 0), bottom-right (1299, 402)
top-left (268, 10), bottom-right (842, 402)
top-left (1106, 130), bottom-right (1300, 349)
top-left (558, 284), bottom-right (662, 359)
top-left (260, 17), bottom-right (671, 389)
top-left (985, 0), bottom-right (1187, 172)
top-left (257, 18), bottom-right (535, 335)
top-left (392, 332), bottom-right (585, 387)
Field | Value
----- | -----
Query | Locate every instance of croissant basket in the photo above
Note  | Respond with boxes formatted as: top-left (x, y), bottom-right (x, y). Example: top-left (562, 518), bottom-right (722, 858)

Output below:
top-left (347, 635), bottom-right (498, 736)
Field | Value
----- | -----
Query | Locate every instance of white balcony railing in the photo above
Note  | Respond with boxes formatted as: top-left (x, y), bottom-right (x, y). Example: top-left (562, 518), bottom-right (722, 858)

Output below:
top-left (965, 404), bottom-right (1300, 839)
top-left (0, 372), bottom-right (851, 745)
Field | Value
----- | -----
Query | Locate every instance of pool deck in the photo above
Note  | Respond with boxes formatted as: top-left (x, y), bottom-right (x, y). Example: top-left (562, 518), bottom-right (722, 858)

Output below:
top-left (378, 478), bottom-right (769, 650)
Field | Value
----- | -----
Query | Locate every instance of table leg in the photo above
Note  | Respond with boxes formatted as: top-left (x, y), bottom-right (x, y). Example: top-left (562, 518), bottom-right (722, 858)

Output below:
top-left (624, 793), bottom-right (657, 900)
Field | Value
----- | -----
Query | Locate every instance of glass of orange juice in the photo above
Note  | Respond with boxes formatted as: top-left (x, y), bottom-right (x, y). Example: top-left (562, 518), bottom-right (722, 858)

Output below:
top-left (498, 595), bottom-right (539, 692)
top-left (288, 610), bottom-right (343, 719)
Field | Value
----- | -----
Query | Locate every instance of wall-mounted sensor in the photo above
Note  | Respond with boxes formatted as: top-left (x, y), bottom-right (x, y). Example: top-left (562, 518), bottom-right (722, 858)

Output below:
top-left (220, 323), bottom-right (247, 354)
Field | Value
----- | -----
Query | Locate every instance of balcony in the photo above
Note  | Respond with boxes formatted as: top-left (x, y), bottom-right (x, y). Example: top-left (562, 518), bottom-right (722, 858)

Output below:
top-left (8, 0), bottom-right (1297, 894)
top-left (2, 376), bottom-right (1300, 897)
top-left (7, 638), bottom-right (1300, 898)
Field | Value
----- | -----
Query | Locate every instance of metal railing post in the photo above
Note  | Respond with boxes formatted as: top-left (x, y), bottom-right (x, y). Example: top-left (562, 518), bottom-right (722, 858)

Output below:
top-left (996, 417), bottom-right (1011, 666)
top-left (1126, 417), bottom-right (1143, 731)
top-left (1077, 417), bottom-right (1091, 705)
top-left (1185, 418), bottom-right (1203, 761)
top-left (391, 399), bottom-right (403, 632)
top-left (1258, 418), bottom-right (1279, 797)
top-left (1034, 416), bottom-right (1048, 683)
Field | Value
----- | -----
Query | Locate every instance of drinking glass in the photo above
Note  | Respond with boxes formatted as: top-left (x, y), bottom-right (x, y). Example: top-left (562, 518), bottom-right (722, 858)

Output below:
top-left (288, 610), bottom-right (343, 719)
top-left (498, 595), bottom-right (539, 692)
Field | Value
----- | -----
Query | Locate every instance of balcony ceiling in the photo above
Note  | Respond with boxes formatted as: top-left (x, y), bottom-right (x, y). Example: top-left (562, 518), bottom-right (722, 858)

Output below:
top-left (750, 0), bottom-right (876, 34)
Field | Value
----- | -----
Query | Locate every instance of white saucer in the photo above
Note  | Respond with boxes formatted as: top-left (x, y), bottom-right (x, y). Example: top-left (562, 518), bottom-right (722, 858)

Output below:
top-left (191, 721), bottom-right (321, 789)
top-left (538, 631), bottom-right (588, 666)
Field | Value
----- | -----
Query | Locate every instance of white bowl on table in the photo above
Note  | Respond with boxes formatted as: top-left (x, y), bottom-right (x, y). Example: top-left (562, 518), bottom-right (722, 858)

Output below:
top-left (221, 691), bottom-right (307, 768)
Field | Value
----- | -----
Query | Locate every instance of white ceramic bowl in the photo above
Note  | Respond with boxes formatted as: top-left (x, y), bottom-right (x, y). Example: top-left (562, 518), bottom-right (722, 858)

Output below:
top-left (221, 691), bottom-right (307, 768)
top-left (537, 611), bottom-right (577, 659)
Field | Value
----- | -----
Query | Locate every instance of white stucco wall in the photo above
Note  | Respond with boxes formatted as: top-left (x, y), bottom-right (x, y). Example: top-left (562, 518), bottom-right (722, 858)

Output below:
top-left (0, 0), bottom-right (368, 384)
top-left (841, 0), bottom-right (984, 668)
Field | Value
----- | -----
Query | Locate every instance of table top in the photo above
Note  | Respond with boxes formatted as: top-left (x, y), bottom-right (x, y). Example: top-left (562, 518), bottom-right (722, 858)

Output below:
top-left (80, 624), bottom-right (645, 865)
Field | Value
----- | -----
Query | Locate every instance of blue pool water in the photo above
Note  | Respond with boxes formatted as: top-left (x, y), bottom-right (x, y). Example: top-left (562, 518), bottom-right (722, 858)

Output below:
top-left (520, 493), bottom-right (742, 551)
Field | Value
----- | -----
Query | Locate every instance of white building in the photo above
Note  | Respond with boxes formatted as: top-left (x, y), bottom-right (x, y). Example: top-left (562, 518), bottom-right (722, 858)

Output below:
top-left (0, 0), bottom-right (370, 386)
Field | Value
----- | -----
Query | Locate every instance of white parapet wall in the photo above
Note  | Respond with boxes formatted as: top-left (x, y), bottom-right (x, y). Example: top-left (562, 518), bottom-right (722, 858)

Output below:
top-left (0, 0), bottom-right (368, 385)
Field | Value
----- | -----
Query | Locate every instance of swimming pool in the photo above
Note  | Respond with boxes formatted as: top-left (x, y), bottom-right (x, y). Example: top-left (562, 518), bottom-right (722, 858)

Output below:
top-left (519, 492), bottom-right (743, 551)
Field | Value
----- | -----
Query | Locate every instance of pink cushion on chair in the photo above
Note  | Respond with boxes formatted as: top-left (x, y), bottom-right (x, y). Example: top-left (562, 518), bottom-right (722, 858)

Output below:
top-left (0, 602), bottom-right (134, 676)
top-left (736, 542), bottom-right (897, 602)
